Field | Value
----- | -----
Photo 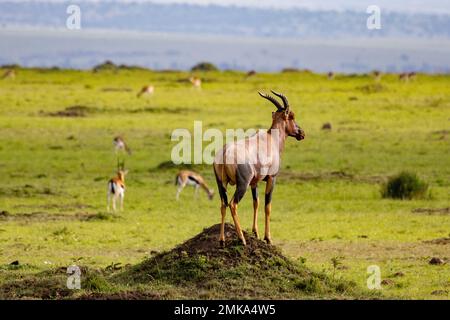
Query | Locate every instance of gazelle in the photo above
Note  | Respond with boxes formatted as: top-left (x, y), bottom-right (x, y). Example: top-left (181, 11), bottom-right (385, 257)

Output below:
top-left (213, 91), bottom-right (305, 246)
top-left (107, 161), bottom-right (128, 212)
top-left (137, 85), bottom-right (154, 98)
top-left (113, 136), bottom-right (132, 155)
top-left (399, 73), bottom-right (409, 81)
top-left (189, 76), bottom-right (202, 89)
top-left (175, 170), bottom-right (214, 201)
top-left (327, 71), bottom-right (334, 80)
top-left (373, 70), bottom-right (382, 82)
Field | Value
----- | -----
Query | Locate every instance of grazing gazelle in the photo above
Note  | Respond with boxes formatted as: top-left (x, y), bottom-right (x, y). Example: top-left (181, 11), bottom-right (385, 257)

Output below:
top-left (137, 85), bottom-right (154, 98)
top-left (213, 91), bottom-right (305, 246)
top-left (2, 69), bottom-right (15, 80)
top-left (113, 136), bottom-right (132, 155)
top-left (189, 76), bottom-right (202, 89)
top-left (175, 170), bottom-right (214, 201)
top-left (107, 161), bottom-right (128, 212)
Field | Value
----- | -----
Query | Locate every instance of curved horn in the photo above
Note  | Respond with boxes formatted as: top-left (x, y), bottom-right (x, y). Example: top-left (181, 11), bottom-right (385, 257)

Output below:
top-left (271, 90), bottom-right (289, 110)
top-left (258, 91), bottom-right (283, 111)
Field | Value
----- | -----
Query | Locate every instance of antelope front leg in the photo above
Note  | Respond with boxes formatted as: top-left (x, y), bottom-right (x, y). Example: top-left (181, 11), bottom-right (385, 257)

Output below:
top-left (264, 176), bottom-right (276, 244)
top-left (251, 186), bottom-right (259, 238)
top-left (112, 196), bottom-right (117, 212)
top-left (219, 201), bottom-right (227, 246)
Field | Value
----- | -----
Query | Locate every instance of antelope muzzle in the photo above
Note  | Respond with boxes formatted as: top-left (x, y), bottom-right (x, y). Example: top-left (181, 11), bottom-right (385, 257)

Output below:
top-left (296, 128), bottom-right (305, 141)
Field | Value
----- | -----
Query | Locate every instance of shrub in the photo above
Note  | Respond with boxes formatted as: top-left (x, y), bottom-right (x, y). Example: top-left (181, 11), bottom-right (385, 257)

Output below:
top-left (191, 62), bottom-right (219, 72)
top-left (381, 171), bottom-right (428, 200)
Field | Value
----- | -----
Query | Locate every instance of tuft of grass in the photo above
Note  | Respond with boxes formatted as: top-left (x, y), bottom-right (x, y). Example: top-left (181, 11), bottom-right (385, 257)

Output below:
top-left (83, 272), bottom-right (114, 292)
top-left (381, 171), bottom-right (429, 200)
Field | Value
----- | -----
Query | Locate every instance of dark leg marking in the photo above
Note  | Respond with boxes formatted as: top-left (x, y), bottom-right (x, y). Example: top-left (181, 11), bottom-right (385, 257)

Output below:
top-left (251, 187), bottom-right (258, 201)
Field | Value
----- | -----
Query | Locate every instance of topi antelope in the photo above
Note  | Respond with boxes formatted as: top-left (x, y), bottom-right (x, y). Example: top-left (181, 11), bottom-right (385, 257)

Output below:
top-left (245, 70), bottom-right (257, 79)
top-left (408, 72), bottom-right (417, 81)
top-left (213, 91), bottom-right (305, 246)
top-left (107, 160), bottom-right (128, 212)
top-left (189, 76), bottom-right (202, 89)
top-left (113, 136), bottom-right (132, 155)
top-left (137, 85), bottom-right (154, 98)
top-left (175, 170), bottom-right (214, 201)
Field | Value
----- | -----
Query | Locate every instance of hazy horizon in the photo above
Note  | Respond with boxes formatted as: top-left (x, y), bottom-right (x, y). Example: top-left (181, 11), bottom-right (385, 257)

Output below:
top-left (1, 0), bottom-right (450, 72)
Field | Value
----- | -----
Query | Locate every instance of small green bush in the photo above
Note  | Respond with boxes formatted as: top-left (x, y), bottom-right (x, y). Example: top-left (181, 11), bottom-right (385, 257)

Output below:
top-left (382, 171), bottom-right (428, 200)
top-left (191, 62), bottom-right (219, 72)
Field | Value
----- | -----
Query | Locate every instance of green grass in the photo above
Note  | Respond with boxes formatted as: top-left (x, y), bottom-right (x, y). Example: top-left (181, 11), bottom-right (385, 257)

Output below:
top-left (0, 68), bottom-right (449, 299)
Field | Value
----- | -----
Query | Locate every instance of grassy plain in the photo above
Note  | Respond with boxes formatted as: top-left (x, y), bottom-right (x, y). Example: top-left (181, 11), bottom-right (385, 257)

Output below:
top-left (0, 67), bottom-right (449, 299)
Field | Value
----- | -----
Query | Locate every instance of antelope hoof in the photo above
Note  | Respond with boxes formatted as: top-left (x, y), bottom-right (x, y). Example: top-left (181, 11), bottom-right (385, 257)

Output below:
top-left (252, 230), bottom-right (259, 239)
top-left (241, 237), bottom-right (247, 246)
top-left (264, 237), bottom-right (273, 245)
top-left (219, 239), bottom-right (225, 247)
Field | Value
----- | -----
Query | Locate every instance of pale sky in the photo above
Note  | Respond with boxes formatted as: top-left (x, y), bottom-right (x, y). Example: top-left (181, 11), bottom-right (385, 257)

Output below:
top-left (5, 0), bottom-right (450, 14)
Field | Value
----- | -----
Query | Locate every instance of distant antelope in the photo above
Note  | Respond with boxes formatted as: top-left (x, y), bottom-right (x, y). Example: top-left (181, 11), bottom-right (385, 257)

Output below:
top-left (175, 170), bottom-right (214, 201)
top-left (408, 72), bottom-right (417, 81)
top-left (373, 70), bottom-right (382, 82)
top-left (107, 161), bottom-right (128, 212)
top-left (189, 76), bottom-right (202, 89)
top-left (327, 72), bottom-right (334, 80)
top-left (399, 73), bottom-right (409, 82)
top-left (245, 70), bottom-right (256, 79)
top-left (2, 69), bottom-right (15, 80)
top-left (137, 85), bottom-right (154, 98)
top-left (113, 136), bottom-right (132, 155)
top-left (213, 91), bottom-right (305, 246)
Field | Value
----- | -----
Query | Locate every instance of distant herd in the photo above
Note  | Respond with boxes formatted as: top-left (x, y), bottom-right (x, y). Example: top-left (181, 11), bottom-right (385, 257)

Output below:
top-left (1, 67), bottom-right (419, 246)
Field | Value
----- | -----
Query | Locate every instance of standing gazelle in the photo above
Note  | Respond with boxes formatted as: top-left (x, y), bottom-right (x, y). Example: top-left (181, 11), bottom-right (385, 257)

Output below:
top-left (137, 85), bottom-right (154, 98)
top-left (175, 170), bottom-right (214, 201)
top-left (213, 91), bottom-right (305, 246)
top-left (107, 161), bottom-right (128, 212)
top-left (189, 76), bottom-right (202, 89)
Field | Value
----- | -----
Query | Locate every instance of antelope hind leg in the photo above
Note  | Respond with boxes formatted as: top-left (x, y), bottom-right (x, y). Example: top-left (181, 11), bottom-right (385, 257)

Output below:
top-left (251, 186), bottom-right (259, 238)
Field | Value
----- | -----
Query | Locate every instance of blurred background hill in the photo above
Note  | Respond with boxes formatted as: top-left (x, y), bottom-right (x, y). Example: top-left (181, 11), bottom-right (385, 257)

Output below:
top-left (1, 0), bottom-right (450, 72)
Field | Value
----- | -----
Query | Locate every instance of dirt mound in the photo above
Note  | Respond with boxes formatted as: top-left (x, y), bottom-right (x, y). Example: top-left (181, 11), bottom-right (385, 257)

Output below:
top-left (45, 105), bottom-right (92, 117)
top-left (424, 237), bottom-right (450, 245)
top-left (168, 223), bottom-right (286, 266)
top-left (412, 207), bottom-right (450, 215)
top-left (0, 225), bottom-right (375, 299)
top-left (108, 223), bottom-right (371, 299)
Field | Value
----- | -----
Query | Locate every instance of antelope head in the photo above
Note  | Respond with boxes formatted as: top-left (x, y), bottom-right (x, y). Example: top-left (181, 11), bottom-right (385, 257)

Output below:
top-left (207, 189), bottom-right (215, 200)
top-left (258, 90), bottom-right (305, 141)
